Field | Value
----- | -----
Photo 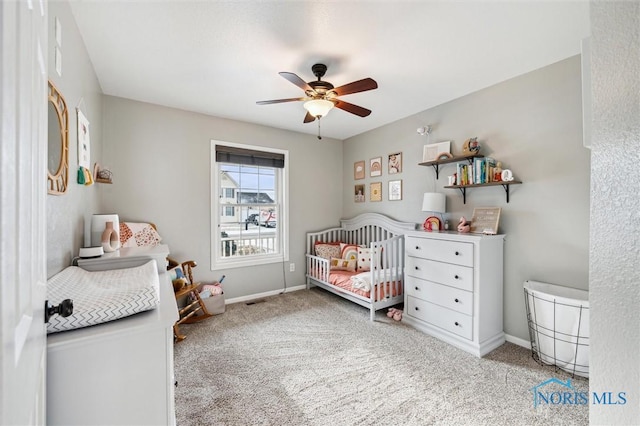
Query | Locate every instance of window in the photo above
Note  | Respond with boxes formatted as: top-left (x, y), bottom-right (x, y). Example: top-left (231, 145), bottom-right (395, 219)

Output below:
top-left (210, 141), bottom-right (288, 269)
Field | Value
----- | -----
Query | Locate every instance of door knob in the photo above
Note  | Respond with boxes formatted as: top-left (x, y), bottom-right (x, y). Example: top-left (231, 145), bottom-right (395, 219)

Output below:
top-left (44, 299), bottom-right (73, 323)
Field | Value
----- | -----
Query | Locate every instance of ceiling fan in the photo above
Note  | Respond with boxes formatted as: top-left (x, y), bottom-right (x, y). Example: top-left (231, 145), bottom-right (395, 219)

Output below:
top-left (257, 63), bottom-right (378, 139)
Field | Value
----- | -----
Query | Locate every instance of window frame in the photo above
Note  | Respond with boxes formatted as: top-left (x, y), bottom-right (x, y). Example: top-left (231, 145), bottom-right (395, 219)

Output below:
top-left (210, 140), bottom-right (289, 270)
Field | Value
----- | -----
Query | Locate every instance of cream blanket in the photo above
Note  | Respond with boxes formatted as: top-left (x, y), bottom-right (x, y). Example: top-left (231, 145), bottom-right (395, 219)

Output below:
top-left (350, 268), bottom-right (399, 292)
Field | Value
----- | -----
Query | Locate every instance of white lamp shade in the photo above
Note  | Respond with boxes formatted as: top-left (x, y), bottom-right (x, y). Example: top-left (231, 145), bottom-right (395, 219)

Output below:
top-left (422, 192), bottom-right (446, 213)
top-left (303, 99), bottom-right (334, 118)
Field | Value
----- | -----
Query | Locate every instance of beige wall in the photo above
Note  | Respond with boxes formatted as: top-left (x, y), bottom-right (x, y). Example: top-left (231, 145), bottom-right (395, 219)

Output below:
top-left (343, 56), bottom-right (591, 342)
top-left (100, 96), bottom-right (343, 299)
top-left (590, 2), bottom-right (639, 423)
top-left (46, 1), bottom-right (103, 277)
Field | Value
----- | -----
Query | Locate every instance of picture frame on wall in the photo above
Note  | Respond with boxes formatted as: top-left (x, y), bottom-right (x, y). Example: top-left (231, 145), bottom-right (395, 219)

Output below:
top-left (354, 160), bottom-right (365, 180)
top-left (388, 152), bottom-right (402, 174)
top-left (422, 141), bottom-right (451, 162)
top-left (388, 180), bottom-right (402, 201)
top-left (370, 182), bottom-right (382, 202)
top-left (370, 157), bottom-right (382, 177)
top-left (354, 184), bottom-right (365, 203)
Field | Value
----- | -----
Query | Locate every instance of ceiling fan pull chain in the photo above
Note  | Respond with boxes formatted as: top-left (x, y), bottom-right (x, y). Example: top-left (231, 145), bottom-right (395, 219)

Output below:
top-left (317, 117), bottom-right (322, 140)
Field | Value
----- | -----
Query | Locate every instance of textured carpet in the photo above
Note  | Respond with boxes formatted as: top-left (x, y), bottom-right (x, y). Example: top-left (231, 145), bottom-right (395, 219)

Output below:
top-left (174, 288), bottom-right (588, 425)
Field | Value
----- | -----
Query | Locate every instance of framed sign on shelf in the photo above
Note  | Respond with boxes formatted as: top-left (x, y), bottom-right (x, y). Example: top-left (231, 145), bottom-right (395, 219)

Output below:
top-left (422, 141), bottom-right (451, 162)
top-left (470, 207), bottom-right (501, 235)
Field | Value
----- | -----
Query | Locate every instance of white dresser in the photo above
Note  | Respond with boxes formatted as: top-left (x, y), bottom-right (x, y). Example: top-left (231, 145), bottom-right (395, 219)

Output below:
top-left (403, 231), bottom-right (505, 357)
top-left (47, 245), bottom-right (178, 425)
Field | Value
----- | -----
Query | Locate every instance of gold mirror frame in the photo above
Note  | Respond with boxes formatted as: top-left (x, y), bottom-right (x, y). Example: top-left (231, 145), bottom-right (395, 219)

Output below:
top-left (47, 80), bottom-right (69, 195)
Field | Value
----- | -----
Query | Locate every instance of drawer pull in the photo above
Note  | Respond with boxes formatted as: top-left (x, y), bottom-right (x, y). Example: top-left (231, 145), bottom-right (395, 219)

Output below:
top-left (454, 298), bottom-right (459, 303)
top-left (415, 266), bottom-right (419, 270)
top-left (414, 306), bottom-right (419, 311)
top-left (455, 321), bottom-right (460, 327)
top-left (415, 246), bottom-right (420, 250)
top-left (455, 251), bottom-right (460, 256)
top-left (415, 286), bottom-right (419, 291)
top-left (454, 275), bottom-right (459, 279)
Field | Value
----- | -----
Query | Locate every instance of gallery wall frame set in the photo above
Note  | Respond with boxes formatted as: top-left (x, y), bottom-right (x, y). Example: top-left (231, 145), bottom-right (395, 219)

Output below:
top-left (354, 152), bottom-right (403, 180)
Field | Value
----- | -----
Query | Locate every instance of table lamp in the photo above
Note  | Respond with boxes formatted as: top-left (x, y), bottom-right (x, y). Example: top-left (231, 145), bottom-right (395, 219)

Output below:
top-left (421, 192), bottom-right (446, 231)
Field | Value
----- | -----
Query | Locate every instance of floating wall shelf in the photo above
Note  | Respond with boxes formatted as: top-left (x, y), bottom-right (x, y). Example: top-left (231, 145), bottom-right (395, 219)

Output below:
top-left (418, 153), bottom-right (483, 179)
top-left (444, 181), bottom-right (522, 204)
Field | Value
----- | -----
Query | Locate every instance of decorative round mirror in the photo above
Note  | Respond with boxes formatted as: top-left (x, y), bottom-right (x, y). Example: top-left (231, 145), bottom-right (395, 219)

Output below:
top-left (47, 80), bottom-right (69, 195)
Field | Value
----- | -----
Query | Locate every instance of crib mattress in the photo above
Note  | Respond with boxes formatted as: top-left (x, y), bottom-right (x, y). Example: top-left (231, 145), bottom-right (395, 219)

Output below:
top-left (46, 260), bottom-right (160, 334)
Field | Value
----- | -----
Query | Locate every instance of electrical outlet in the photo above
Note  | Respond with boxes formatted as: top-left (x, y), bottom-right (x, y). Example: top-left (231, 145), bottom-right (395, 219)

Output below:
top-left (289, 263), bottom-right (295, 272)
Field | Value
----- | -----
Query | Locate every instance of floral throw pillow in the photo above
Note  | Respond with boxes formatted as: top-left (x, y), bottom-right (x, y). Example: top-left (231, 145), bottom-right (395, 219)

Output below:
top-left (315, 243), bottom-right (341, 260)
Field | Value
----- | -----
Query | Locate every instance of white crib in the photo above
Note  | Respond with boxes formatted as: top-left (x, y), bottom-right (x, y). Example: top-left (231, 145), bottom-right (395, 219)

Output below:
top-left (306, 213), bottom-right (416, 320)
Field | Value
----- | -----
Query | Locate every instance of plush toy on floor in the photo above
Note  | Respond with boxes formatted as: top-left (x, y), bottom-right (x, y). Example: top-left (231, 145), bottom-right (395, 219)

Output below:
top-left (387, 308), bottom-right (403, 321)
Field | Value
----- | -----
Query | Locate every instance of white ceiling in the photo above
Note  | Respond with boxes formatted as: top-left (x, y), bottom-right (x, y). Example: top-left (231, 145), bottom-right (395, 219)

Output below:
top-left (68, 1), bottom-right (590, 140)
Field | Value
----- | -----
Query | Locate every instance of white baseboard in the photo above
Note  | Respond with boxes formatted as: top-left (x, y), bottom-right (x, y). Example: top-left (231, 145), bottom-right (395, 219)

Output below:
top-left (505, 333), bottom-right (531, 349)
top-left (225, 285), bottom-right (306, 305)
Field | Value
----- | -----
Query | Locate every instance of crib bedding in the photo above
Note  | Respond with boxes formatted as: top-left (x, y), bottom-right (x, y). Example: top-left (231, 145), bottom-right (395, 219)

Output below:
top-left (318, 269), bottom-right (401, 301)
top-left (46, 259), bottom-right (160, 334)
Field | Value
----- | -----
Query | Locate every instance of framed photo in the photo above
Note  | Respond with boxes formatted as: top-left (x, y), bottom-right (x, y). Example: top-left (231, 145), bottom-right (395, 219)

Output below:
top-left (354, 160), bottom-right (365, 180)
top-left (388, 152), bottom-right (402, 174)
top-left (370, 157), bottom-right (382, 177)
top-left (422, 141), bottom-right (451, 162)
top-left (470, 207), bottom-right (501, 235)
top-left (388, 180), bottom-right (402, 201)
top-left (370, 182), bottom-right (382, 202)
top-left (354, 184), bottom-right (365, 203)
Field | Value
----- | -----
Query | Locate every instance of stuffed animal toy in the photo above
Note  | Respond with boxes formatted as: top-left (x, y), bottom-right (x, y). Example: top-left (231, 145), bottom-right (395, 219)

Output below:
top-left (172, 277), bottom-right (187, 292)
top-left (457, 216), bottom-right (471, 233)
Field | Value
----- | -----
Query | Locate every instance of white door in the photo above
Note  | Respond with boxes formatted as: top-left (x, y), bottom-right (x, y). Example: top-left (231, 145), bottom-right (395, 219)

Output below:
top-left (0, 0), bottom-right (48, 424)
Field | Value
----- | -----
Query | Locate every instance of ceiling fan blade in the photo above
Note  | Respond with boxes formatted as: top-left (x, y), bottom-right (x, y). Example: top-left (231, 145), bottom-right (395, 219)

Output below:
top-left (279, 72), bottom-right (315, 93)
top-left (333, 99), bottom-right (372, 117)
top-left (303, 111), bottom-right (316, 123)
top-left (332, 78), bottom-right (378, 96)
top-left (256, 97), bottom-right (307, 105)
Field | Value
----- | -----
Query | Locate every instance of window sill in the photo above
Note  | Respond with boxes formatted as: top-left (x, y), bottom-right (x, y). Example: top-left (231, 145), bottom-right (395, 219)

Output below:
top-left (211, 254), bottom-right (286, 271)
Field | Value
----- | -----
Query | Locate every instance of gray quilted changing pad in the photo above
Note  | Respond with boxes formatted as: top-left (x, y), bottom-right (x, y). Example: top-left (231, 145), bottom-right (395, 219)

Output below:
top-left (47, 259), bottom-right (160, 334)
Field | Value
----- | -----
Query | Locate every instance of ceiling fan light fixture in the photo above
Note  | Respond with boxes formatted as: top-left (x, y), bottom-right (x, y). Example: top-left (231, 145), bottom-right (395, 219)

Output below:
top-left (304, 99), bottom-right (334, 118)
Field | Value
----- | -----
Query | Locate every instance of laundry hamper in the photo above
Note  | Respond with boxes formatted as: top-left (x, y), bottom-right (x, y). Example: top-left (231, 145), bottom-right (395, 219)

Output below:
top-left (523, 280), bottom-right (589, 378)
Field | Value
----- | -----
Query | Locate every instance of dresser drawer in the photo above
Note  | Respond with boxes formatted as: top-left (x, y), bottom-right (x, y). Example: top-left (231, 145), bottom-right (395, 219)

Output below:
top-left (406, 296), bottom-right (473, 340)
top-left (406, 277), bottom-right (473, 316)
top-left (406, 256), bottom-right (473, 292)
top-left (406, 236), bottom-right (473, 267)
